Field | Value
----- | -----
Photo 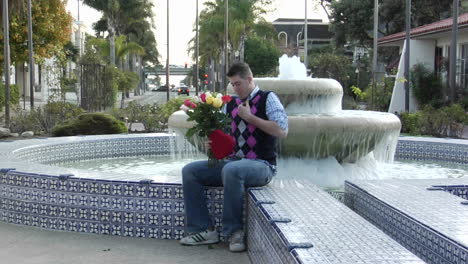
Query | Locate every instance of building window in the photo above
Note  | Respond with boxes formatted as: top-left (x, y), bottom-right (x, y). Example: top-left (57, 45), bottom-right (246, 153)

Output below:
top-left (297, 32), bottom-right (302, 47)
top-left (278, 32), bottom-right (287, 48)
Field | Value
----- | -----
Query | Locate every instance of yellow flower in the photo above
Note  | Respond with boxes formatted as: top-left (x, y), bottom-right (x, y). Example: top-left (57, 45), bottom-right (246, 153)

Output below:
top-left (212, 98), bottom-right (223, 108)
top-left (206, 95), bottom-right (214, 105)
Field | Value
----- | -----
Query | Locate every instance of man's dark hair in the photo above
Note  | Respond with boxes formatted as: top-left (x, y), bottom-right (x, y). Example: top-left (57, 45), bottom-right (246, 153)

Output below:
top-left (227, 62), bottom-right (252, 79)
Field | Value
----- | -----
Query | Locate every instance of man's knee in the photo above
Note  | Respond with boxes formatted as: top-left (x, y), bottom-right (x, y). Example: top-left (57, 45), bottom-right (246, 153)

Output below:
top-left (221, 165), bottom-right (242, 185)
top-left (182, 163), bottom-right (196, 182)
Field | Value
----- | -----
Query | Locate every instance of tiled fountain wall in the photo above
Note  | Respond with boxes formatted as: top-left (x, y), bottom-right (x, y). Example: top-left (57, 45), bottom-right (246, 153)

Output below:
top-left (0, 135), bottom-right (226, 240)
top-left (345, 137), bottom-right (468, 264)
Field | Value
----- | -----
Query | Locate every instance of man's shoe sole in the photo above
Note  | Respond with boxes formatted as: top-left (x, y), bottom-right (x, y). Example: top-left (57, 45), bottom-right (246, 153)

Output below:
top-left (180, 240), bottom-right (220, 246)
top-left (229, 245), bottom-right (246, 252)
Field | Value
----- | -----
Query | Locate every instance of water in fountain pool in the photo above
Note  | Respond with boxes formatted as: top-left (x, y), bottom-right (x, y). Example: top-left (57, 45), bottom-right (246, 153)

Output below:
top-left (57, 154), bottom-right (467, 188)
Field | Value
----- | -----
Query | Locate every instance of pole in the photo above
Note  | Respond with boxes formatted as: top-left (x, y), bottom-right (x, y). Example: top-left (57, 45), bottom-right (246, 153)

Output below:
top-left (3, 0), bottom-right (11, 126)
top-left (77, 0), bottom-right (80, 21)
top-left (166, 0), bottom-right (170, 101)
top-left (449, 0), bottom-right (459, 103)
top-left (404, 0), bottom-right (411, 111)
top-left (372, 0), bottom-right (378, 110)
top-left (223, 0), bottom-right (228, 94)
top-left (304, 0), bottom-right (308, 72)
top-left (27, 0), bottom-right (35, 107)
top-left (195, 0), bottom-right (199, 96)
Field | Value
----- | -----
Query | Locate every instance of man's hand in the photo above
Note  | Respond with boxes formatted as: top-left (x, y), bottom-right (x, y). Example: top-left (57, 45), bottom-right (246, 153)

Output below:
top-left (237, 99), bottom-right (288, 139)
top-left (238, 100), bottom-right (252, 121)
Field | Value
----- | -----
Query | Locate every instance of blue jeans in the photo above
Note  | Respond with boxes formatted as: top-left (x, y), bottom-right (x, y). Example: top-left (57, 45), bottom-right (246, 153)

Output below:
top-left (182, 158), bottom-right (275, 237)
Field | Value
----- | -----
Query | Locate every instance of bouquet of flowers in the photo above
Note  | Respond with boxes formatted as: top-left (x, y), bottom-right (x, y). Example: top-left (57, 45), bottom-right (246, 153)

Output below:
top-left (183, 92), bottom-right (234, 166)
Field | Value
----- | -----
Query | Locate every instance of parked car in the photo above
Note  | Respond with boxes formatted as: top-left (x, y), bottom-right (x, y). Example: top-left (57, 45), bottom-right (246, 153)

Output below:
top-left (152, 85), bottom-right (168, 92)
top-left (178, 86), bottom-right (189, 96)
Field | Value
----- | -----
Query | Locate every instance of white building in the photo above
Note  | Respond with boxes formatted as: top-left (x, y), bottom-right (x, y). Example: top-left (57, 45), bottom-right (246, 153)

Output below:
top-left (379, 13), bottom-right (468, 113)
top-left (15, 19), bottom-right (86, 106)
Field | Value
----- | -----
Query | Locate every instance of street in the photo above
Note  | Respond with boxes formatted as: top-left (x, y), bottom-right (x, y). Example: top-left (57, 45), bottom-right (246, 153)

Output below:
top-left (129, 90), bottom-right (188, 106)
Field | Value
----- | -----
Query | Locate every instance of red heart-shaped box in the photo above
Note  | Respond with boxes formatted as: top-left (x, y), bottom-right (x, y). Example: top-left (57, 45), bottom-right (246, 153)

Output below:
top-left (209, 129), bottom-right (235, 159)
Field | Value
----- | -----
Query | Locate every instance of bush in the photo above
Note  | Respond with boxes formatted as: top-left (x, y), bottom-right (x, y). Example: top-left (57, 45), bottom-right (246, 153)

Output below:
top-left (52, 113), bottom-right (127, 136)
top-left (155, 97), bottom-right (188, 130)
top-left (410, 63), bottom-right (444, 107)
top-left (244, 36), bottom-right (281, 76)
top-left (9, 102), bottom-right (85, 134)
top-left (399, 112), bottom-right (422, 135)
top-left (108, 97), bottom-right (186, 133)
top-left (0, 84), bottom-right (20, 109)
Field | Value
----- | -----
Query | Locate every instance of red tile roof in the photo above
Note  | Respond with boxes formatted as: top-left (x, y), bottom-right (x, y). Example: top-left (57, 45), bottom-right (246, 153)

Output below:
top-left (378, 13), bottom-right (468, 44)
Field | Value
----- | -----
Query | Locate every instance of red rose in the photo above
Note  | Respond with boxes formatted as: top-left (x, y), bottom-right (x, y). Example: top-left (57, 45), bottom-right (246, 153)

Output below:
top-left (184, 99), bottom-right (192, 107)
top-left (221, 95), bottom-right (232, 103)
top-left (209, 129), bottom-right (235, 159)
top-left (183, 99), bottom-right (197, 109)
top-left (200, 93), bottom-right (207, 102)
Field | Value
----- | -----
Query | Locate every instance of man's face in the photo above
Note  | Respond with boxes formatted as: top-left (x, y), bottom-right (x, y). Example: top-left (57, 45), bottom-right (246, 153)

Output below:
top-left (229, 75), bottom-right (252, 100)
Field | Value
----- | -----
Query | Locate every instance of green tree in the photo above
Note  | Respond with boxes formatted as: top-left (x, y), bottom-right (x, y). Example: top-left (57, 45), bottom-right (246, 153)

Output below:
top-left (244, 35), bottom-right (280, 76)
top-left (117, 69), bottom-right (140, 108)
top-left (310, 52), bottom-right (353, 88)
top-left (83, 0), bottom-right (158, 66)
top-left (329, 0), bottom-right (467, 47)
top-left (87, 35), bottom-right (145, 68)
top-left (3, 0), bottom-right (72, 65)
top-left (189, 0), bottom-right (273, 78)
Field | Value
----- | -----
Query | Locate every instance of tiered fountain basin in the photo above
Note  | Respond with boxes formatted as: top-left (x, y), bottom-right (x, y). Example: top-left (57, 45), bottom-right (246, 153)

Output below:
top-left (170, 78), bottom-right (401, 162)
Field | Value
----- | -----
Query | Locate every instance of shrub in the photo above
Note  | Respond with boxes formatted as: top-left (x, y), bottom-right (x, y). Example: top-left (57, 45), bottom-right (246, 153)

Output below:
top-left (410, 63), bottom-right (444, 107)
top-left (109, 101), bottom-right (163, 132)
top-left (0, 84), bottom-right (20, 109)
top-left (52, 112), bottom-right (127, 136)
top-left (155, 97), bottom-right (187, 130)
top-left (9, 102), bottom-right (84, 134)
top-left (399, 112), bottom-right (422, 135)
top-left (412, 104), bottom-right (468, 138)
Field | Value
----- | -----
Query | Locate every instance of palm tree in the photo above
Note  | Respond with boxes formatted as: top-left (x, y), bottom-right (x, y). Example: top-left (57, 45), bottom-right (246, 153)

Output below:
top-left (87, 34), bottom-right (144, 107)
top-left (83, 0), bottom-right (156, 67)
top-left (88, 35), bottom-right (145, 69)
top-left (1, 0), bottom-right (25, 126)
top-left (188, 0), bottom-right (273, 88)
top-left (83, 0), bottom-right (121, 65)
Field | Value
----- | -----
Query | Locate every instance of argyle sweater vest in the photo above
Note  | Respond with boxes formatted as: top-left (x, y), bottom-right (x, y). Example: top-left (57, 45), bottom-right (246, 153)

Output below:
top-left (226, 90), bottom-right (277, 165)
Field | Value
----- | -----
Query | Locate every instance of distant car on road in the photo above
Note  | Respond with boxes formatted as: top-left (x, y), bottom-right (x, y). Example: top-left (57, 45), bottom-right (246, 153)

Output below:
top-left (152, 85), bottom-right (168, 92)
top-left (178, 86), bottom-right (189, 96)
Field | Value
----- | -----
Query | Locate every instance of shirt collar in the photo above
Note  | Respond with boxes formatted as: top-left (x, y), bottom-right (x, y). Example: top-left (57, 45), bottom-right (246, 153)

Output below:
top-left (247, 86), bottom-right (260, 100)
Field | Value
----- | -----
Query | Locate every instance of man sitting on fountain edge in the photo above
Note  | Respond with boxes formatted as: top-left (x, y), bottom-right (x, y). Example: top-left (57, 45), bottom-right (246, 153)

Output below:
top-left (180, 62), bottom-right (288, 252)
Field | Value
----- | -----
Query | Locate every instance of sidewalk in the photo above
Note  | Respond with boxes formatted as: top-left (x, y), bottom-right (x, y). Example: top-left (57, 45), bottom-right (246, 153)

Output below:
top-left (0, 221), bottom-right (251, 264)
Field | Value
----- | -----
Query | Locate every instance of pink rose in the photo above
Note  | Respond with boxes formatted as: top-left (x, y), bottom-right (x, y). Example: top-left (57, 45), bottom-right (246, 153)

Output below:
top-left (200, 93), bottom-right (207, 102)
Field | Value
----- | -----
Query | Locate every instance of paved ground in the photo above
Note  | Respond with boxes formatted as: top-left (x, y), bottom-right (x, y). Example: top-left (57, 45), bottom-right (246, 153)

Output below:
top-left (0, 91), bottom-right (251, 264)
top-left (0, 221), bottom-right (251, 264)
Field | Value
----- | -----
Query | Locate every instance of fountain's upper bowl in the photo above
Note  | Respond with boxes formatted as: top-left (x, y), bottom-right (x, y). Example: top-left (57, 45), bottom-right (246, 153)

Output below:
top-left (251, 78), bottom-right (343, 96)
top-left (227, 78), bottom-right (344, 114)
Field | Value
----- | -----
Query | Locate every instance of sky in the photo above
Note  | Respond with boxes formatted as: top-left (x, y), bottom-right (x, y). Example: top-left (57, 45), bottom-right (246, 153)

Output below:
top-left (66, 0), bottom-right (328, 67)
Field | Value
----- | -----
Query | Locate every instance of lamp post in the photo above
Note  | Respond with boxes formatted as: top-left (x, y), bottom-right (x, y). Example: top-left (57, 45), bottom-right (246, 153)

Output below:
top-left (27, 0), bottom-right (35, 107)
top-left (166, 0), bottom-right (170, 101)
top-left (449, 0), bottom-right (459, 103)
top-left (223, 0), bottom-right (228, 93)
top-left (304, 0), bottom-right (308, 72)
top-left (195, 0), bottom-right (199, 96)
top-left (404, 0), bottom-right (411, 112)
top-left (372, 0), bottom-right (378, 110)
top-left (3, 0), bottom-right (11, 126)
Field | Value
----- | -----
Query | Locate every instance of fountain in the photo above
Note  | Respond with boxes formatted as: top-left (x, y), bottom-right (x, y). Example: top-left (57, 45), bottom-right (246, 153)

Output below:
top-left (0, 55), bottom-right (465, 264)
top-left (168, 55), bottom-right (402, 165)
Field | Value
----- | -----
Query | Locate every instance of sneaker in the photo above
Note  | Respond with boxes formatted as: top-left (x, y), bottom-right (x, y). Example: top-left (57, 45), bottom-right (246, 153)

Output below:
top-left (229, 230), bottom-right (246, 252)
top-left (180, 229), bottom-right (219, 246)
